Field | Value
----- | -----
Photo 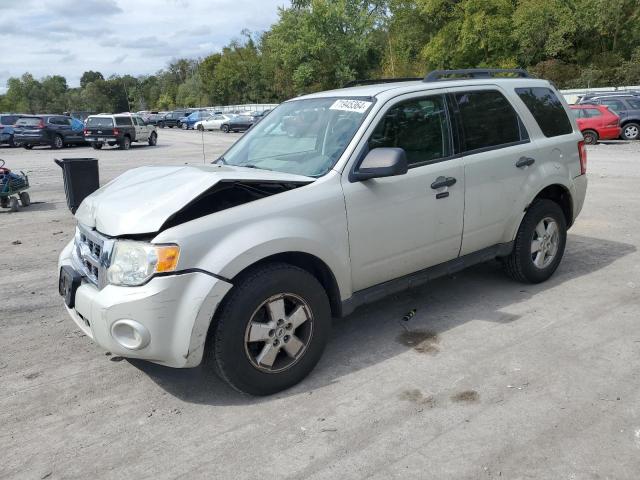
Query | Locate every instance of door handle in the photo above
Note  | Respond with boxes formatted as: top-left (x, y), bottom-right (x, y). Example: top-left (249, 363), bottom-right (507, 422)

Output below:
top-left (431, 176), bottom-right (457, 189)
top-left (516, 156), bottom-right (535, 168)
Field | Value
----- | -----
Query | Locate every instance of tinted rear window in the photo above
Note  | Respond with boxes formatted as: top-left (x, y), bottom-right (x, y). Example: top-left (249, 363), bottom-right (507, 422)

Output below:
top-left (516, 87), bottom-right (573, 137)
top-left (15, 117), bottom-right (42, 126)
top-left (455, 90), bottom-right (528, 152)
top-left (86, 117), bottom-right (114, 127)
top-left (115, 116), bottom-right (132, 126)
top-left (0, 115), bottom-right (19, 125)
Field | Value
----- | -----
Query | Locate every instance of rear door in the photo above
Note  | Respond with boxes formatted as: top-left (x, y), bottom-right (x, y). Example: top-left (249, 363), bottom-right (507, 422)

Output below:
top-left (85, 117), bottom-right (115, 140)
top-left (451, 87), bottom-right (536, 255)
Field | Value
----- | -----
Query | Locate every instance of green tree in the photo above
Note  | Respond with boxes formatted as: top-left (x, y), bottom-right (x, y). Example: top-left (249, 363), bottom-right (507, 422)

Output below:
top-left (80, 71), bottom-right (105, 88)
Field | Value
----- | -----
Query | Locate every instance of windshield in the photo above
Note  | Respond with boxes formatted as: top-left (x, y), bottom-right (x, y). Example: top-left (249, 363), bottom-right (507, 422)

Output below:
top-left (219, 97), bottom-right (374, 177)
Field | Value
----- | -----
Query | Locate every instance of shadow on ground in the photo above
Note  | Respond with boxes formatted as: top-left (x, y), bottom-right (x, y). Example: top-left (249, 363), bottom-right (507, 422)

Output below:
top-left (133, 233), bottom-right (636, 405)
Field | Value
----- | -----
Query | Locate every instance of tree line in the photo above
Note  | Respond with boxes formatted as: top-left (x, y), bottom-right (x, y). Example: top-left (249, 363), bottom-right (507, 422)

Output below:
top-left (1, 0), bottom-right (639, 114)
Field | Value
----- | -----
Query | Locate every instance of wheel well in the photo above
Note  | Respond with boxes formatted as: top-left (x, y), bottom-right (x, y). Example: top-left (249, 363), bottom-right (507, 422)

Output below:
top-left (531, 184), bottom-right (573, 227)
top-left (231, 252), bottom-right (342, 318)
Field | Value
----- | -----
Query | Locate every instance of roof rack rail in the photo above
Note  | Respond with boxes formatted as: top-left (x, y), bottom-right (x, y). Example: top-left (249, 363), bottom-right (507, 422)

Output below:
top-left (343, 77), bottom-right (422, 88)
top-left (424, 68), bottom-right (531, 82)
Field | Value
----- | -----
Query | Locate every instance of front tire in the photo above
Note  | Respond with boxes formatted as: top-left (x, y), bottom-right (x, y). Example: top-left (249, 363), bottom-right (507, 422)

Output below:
top-left (206, 263), bottom-right (332, 396)
top-left (582, 129), bottom-right (598, 145)
top-left (622, 123), bottom-right (640, 140)
top-left (504, 199), bottom-right (567, 283)
top-left (197, 124), bottom-right (204, 132)
top-left (221, 124), bottom-right (230, 133)
top-left (23, 144), bottom-right (33, 150)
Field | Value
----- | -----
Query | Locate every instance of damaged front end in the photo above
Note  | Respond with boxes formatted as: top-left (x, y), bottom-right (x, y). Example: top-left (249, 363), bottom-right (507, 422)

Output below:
top-left (74, 164), bottom-right (313, 237)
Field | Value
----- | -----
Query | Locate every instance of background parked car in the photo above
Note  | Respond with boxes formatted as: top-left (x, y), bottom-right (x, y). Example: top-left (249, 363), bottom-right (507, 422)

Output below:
top-left (570, 105), bottom-right (620, 144)
top-left (14, 115), bottom-right (86, 149)
top-left (158, 110), bottom-right (189, 129)
top-left (0, 114), bottom-right (25, 147)
top-left (84, 114), bottom-right (158, 150)
top-left (221, 114), bottom-right (255, 133)
top-left (145, 112), bottom-right (166, 126)
top-left (194, 114), bottom-right (236, 131)
top-left (181, 110), bottom-right (210, 130)
top-left (578, 94), bottom-right (640, 140)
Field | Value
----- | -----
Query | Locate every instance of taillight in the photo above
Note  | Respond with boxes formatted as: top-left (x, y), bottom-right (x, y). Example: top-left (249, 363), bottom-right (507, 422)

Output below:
top-left (37, 120), bottom-right (45, 129)
top-left (113, 128), bottom-right (120, 136)
top-left (83, 128), bottom-right (88, 136)
top-left (578, 140), bottom-right (587, 175)
top-left (605, 117), bottom-right (619, 127)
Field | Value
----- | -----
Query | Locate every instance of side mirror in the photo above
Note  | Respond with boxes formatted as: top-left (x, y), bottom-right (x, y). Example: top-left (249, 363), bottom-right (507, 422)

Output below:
top-left (350, 148), bottom-right (408, 182)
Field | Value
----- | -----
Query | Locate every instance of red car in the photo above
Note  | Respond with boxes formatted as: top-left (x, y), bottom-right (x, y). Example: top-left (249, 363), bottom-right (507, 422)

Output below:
top-left (570, 104), bottom-right (620, 144)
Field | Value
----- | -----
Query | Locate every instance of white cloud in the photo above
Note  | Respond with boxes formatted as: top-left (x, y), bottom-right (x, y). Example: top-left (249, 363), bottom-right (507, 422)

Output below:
top-left (0, 0), bottom-right (290, 93)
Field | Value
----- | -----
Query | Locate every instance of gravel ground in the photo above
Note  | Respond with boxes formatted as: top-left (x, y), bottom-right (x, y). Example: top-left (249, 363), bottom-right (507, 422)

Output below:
top-left (1, 131), bottom-right (639, 479)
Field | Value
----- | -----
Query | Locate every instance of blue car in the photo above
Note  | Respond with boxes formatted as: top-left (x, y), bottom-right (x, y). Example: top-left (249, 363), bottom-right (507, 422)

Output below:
top-left (180, 110), bottom-right (210, 130)
top-left (0, 114), bottom-right (25, 147)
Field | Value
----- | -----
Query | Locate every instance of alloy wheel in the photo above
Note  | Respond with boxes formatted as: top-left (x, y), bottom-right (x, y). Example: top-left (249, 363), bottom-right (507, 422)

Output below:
top-left (244, 293), bottom-right (313, 373)
top-left (531, 217), bottom-right (559, 269)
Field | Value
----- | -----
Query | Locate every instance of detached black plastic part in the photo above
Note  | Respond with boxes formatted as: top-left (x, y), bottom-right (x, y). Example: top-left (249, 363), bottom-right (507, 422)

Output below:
top-left (55, 158), bottom-right (100, 214)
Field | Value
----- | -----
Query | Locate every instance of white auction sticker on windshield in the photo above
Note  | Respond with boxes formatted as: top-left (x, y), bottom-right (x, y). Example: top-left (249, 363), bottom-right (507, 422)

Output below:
top-left (330, 99), bottom-right (372, 113)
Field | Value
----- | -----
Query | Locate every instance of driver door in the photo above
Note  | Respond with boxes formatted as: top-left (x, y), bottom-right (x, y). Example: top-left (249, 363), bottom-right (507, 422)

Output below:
top-left (341, 92), bottom-right (465, 291)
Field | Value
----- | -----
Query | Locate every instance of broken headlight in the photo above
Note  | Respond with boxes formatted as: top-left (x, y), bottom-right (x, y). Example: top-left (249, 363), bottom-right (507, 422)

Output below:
top-left (107, 241), bottom-right (180, 286)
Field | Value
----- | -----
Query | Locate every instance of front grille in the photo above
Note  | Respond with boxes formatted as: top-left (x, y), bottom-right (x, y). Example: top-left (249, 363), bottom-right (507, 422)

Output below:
top-left (72, 225), bottom-right (113, 289)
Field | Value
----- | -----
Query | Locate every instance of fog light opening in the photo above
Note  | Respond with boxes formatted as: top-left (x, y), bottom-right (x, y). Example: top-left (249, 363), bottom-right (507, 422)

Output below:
top-left (111, 319), bottom-right (150, 350)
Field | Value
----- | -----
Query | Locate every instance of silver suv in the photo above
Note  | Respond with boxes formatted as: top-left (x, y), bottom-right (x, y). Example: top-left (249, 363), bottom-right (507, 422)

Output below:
top-left (58, 69), bottom-right (588, 395)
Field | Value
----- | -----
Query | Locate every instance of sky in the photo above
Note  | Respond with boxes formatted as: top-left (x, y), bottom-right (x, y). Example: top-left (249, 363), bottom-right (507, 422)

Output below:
top-left (0, 0), bottom-right (290, 93)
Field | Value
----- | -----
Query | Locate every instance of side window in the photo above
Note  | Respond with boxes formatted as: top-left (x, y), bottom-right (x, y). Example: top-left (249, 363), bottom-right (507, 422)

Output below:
top-left (455, 90), bottom-right (527, 152)
top-left (570, 109), bottom-right (582, 119)
top-left (115, 117), bottom-right (132, 126)
top-left (585, 108), bottom-right (602, 117)
top-left (625, 98), bottom-right (640, 110)
top-left (367, 95), bottom-right (452, 166)
top-left (515, 87), bottom-right (573, 137)
top-left (134, 117), bottom-right (144, 126)
top-left (601, 99), bottom-right (625, 113)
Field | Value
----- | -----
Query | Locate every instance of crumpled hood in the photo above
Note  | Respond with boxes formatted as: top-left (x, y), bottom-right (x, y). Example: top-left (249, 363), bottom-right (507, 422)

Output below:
top-left (75, 164), bottom-right (313, 236)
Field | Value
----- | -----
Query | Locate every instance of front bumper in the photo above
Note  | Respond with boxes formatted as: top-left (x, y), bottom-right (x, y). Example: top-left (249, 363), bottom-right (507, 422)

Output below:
top-left (58, 240), bottom-right (233, 368)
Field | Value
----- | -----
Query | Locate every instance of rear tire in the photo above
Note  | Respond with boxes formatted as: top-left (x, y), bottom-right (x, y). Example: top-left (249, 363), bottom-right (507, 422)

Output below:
top-left (91, 142), bottom-right (103, 150)
top-left (197, 124), bottom-right (204, 131)
top-left (0, 197), bottom-right (8, 208)
top-left (504, 199), bottom-right (567, 284)
top-left (9, 197), bottom-right (19, 212)
top-left (205, 263), bottom-right (332, 396)
top-left (622, 123), bottom-right (640, 140)
top-left (148, 132), bottom-right (157, 146)
top-left (582, 129), bottom-right (598, 145)
top-left (119, 136), bottom-right (131, 150)
top-left (158, 122), bottom-right (165, 129)
top-left (52, 135), bottom-right (63, 150)
top-left (221, 124), bottom-right (230, 133)
top-left (23, 144), bottom-right (33, 150)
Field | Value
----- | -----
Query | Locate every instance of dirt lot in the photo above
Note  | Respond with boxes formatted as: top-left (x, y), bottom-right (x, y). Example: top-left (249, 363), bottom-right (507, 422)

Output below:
top-left (1, 130), bottom-right (639, 479)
